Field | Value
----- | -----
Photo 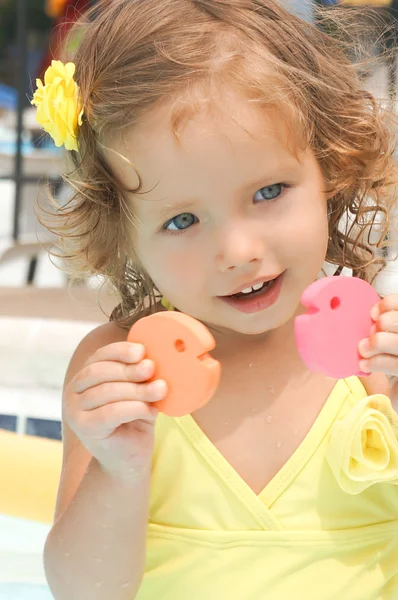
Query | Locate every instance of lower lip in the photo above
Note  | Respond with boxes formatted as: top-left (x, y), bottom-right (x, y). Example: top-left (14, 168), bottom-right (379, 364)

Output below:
top-left (219, 273), bottom-right (285, 314)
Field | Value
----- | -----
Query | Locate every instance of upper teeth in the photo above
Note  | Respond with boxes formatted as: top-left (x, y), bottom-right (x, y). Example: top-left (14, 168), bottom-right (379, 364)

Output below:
top-left (241, 282), bottom-right (265, 294)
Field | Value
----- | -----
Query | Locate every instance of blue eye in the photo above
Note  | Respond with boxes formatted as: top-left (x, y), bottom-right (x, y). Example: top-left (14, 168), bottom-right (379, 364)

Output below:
top-left (164, 213), bottom-right (198, 231)
top-left (254, 183), bottom-right (283, 202)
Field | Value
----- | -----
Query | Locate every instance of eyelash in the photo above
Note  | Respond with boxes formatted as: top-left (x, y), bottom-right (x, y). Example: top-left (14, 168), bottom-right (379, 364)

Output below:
top-left (161, 213), bottom-right (200, 235)
top-left (161, 183), bottom-right (289, 235)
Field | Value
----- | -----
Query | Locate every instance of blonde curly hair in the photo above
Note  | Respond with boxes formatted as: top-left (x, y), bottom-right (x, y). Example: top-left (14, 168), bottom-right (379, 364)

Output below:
top-left (41, 0), bottom-right (397, 328)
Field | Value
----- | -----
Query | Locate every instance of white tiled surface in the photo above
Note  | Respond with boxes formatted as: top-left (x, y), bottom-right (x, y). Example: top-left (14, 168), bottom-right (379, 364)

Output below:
top-left (0, 317), bottom-right (99, 389)
top-left (0, 317), bottom-right (100, 432)
top-left (0, 514), bottom-right (52, 599)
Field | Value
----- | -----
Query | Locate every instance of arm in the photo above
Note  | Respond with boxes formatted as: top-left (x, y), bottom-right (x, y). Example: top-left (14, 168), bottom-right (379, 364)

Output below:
top-left (44, 453), bottom-right (151, 600)
top-left (44, 452), bottom-right (150, 600)
top-left (44, 322), bottom-right (158, 600)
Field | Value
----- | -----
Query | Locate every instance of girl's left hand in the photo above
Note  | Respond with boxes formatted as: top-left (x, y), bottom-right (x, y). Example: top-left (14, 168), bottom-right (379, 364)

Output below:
top-left (358, 295), bottom-right (398, 404)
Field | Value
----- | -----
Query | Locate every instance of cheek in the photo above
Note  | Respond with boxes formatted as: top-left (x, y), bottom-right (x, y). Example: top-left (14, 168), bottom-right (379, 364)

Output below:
top-left (280, 196), bottom-right (328, 262)
top-left (137, 240), bottom-right (204, 292)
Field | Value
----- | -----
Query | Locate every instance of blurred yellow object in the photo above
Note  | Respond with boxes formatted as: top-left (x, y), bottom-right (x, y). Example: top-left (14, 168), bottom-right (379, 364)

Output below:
top-left (45, 0), bottom-right (67, 18)
top-left (0, 430), bottom-right (62, 524)
top-left (341, 0), bottom-right (392, 5)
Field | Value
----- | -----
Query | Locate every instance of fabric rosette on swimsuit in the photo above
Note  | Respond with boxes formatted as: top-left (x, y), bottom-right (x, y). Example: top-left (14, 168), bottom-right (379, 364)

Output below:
top-left (327, 395), bottom-right (398, 495)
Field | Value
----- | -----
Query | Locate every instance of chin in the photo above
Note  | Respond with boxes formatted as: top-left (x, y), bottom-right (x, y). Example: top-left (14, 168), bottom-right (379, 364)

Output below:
top-left (210, 302), bottom-right (299, 338)
top-left (234, 314), bottom-right (294, 337)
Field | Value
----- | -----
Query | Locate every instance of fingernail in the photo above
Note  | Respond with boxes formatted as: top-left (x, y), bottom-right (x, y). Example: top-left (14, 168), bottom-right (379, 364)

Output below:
top-left (359, 360), bottom-right (371, 373)
top-left (138, 359), bottom-right (153, 375)
top-left (149, 380), bottom-right (167, 400)
top-left (129, 343), bottom-right (145, 361)
top-left (371, 304), bottom-right (380, 321)
top-left (358, 339), bottom-right (371, 357)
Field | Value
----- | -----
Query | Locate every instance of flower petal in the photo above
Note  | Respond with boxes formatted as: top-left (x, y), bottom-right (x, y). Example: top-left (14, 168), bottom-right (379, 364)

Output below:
top-left (327, 394), bottom-right (398, 494)
top-left (30, 60), bottom-right (83, 152)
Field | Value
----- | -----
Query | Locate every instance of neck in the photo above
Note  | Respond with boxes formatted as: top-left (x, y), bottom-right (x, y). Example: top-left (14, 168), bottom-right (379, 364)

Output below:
top-left (211, 315), bottom-right (307, 393)
top-left (195, 313), bottom-right (329, 423)
top-left (211, 314), bottom-right (298, 359)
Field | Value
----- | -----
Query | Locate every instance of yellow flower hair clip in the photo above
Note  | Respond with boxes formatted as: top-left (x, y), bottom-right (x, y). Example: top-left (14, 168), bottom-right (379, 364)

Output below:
top-left (31, 60), bottom-right (84, 152)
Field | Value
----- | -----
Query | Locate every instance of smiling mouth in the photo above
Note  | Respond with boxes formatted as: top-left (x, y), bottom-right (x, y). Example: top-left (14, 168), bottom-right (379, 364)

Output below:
top-left (221, 274), bottom-right (281, 299)
top-left (229, 279), bottom-right (276, 299)
top-left (217, 272), bottom-right (285, 314)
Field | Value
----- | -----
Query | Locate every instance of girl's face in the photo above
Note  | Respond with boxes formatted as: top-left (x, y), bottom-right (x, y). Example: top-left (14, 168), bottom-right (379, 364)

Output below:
top-left (108, 94), bottom-right (329, 336)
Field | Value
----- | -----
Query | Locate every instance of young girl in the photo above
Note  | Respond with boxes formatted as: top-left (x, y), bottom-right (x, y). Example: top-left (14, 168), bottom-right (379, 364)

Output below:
top-left (32, 1), bottom-right (398, 598)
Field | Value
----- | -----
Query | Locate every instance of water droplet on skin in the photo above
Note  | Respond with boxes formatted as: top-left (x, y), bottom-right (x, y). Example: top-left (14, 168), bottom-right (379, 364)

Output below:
top-left (276, 441), bottom-right (283, 449)
top-left (267, 386), bottom-right (275, 395)
top-left (266, 415), bottom-right (272, 424)
top-left (249, 363), bottom-right (253, 368)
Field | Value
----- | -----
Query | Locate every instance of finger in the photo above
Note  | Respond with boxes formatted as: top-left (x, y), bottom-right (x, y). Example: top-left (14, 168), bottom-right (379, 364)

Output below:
top-left (73, 359), bottom-right (156, 393)
top-left (377, 310), bottom-right (398, 334)
top-left (375, 295), bottom-right (398, 317)
top-left (77, 400), bottom-right (158, 437)
top-left (77, 380), bottom-right (168, 410)
top-left (359, 332), bottom-right (398, 359)
top-left (359, 354), bottom-right (398, 375)
top-left (84, 342), bottom-right (145, 368)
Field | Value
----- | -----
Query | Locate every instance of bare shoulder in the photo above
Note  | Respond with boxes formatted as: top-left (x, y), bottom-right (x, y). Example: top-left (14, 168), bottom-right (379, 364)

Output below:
top-left (66, 300), bottom-right (167, 385)
top-left (65, 301), bottom-right (166, 384)
top-left (81, 320), bottom-right (128, 347)
top-left (64, 321), bottom-right (129, 384)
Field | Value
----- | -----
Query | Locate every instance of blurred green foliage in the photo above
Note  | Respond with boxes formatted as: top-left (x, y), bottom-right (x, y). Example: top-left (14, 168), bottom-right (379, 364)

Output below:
top-left (0, 0), bottom-right (52, 58)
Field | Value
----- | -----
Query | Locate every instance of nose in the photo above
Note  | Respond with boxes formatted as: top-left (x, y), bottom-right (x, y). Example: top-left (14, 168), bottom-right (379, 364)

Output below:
top-left (215, 221), bottom-right (265, 273)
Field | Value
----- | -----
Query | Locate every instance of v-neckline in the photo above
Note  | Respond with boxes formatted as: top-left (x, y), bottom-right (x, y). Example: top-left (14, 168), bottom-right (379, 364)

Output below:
top-left (174, 379), bottom-right (353, 531)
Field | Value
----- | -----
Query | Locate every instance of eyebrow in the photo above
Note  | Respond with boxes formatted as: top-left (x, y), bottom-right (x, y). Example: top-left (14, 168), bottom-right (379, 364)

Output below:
top-left (133, 162), bottom-right (300, 218)
top-left (134, 195), bottom-right (198, 219)
top-left (157, 200), bottom-right (197, 218)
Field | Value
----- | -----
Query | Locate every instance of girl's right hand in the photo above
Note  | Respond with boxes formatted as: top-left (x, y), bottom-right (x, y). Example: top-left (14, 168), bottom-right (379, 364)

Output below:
top-left (63, 341), bottom-right (168, 480)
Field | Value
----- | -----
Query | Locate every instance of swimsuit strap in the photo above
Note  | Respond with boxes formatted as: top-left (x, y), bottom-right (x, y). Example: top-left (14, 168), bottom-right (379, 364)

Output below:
top-left (161, 297), bottom-right (175, 311)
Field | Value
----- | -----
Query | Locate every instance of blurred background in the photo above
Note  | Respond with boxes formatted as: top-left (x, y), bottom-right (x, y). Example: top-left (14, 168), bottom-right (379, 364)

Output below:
top-left (0, 1), bottom-right (397, 599)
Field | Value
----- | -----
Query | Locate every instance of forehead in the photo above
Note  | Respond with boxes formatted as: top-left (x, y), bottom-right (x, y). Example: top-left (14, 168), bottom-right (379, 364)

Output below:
top-left (105, 92), bottom-right (303, 193)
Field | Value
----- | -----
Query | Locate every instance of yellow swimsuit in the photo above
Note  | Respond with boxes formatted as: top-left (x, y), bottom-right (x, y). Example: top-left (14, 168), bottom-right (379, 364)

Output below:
top-left (136, 377), bottom-right (398, 600)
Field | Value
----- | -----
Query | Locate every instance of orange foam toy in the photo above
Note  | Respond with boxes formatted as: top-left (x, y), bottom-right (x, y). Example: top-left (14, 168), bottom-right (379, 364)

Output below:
top-left (128, 312), bottom-right (221, 417)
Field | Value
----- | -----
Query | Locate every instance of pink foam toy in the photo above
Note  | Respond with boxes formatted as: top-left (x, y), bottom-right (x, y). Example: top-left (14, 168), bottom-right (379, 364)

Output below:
top-left (295, 276), bottom-right (380, 378)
